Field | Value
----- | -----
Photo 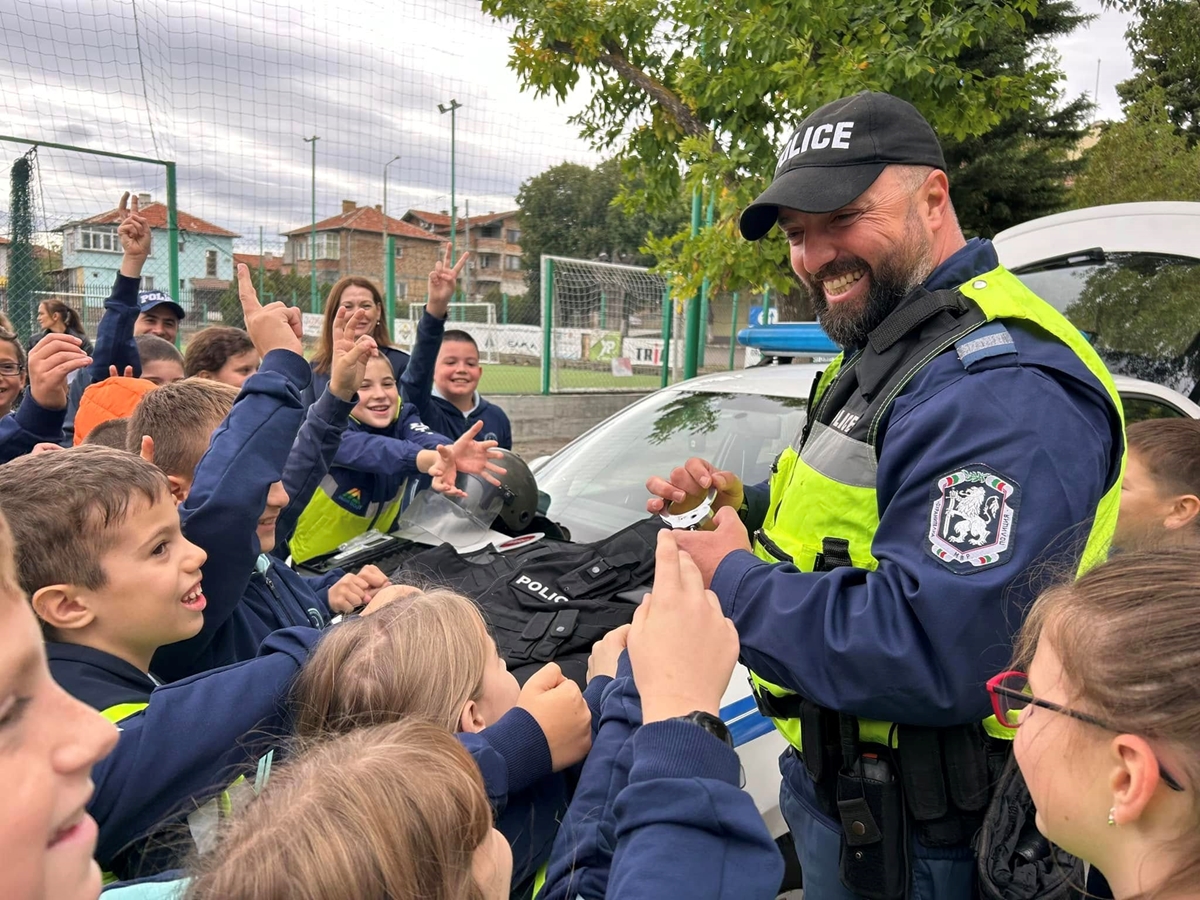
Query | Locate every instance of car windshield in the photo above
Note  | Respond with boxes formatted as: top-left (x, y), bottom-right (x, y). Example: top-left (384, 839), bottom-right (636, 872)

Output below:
top-left (1013, 252), bottom-right (1200, 396)
top-left (537, 389), bottom-right (808, 542)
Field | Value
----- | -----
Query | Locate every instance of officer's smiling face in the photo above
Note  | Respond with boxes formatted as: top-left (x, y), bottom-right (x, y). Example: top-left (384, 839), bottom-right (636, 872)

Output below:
top-left (778, 166), bottom-right (942, 347)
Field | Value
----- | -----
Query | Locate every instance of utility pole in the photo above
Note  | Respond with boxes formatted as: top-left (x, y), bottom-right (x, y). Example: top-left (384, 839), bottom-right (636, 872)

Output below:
top-left (382, 154), bottom-right (401, 289)
top-left (438, 99), bottom-right (462, 267)
top-left (303, 135), bottom-right (320, 313)
top-left (463, 198), bottom-right (471, 306)
top-left (1093, 59), bottom-right (1101, 125)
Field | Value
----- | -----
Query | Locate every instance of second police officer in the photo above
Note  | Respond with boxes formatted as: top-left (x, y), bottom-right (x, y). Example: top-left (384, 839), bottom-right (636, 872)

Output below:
top-left (646, 92), bottom-right (1125, 898)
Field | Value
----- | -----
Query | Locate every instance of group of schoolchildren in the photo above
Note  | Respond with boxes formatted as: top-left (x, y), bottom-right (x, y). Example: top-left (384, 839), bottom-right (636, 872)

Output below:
top-left (3, 190), bottom-right (1200, 900)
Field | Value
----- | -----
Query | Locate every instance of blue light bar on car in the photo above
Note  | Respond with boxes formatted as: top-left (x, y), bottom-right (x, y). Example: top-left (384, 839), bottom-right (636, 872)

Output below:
top-left (737, 323), bottom-right (840, 354)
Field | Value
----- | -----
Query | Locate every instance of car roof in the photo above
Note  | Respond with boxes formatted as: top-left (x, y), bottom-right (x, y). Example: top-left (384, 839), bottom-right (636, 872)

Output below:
top-left (1112, 374), bottom-right (1200, 418)
top-left (992, 201), bottom-right (1200, 270)
top-left (666, 363), bottom-right (825, 399)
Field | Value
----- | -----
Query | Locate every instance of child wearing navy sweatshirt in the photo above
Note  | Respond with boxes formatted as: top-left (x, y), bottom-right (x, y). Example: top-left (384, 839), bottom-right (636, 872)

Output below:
top-left (128, 267), bottom-right (385, 682)
top-left (400, 245), bottom-right (512, 449)
top-left (0, 447), bottom-right (327, 881)
top-left (289, 583), bottom-right (595, 891)
top-left (0, 330), bottom-right (91, 462)
top-left (288, 351), bottom-right (504, 563)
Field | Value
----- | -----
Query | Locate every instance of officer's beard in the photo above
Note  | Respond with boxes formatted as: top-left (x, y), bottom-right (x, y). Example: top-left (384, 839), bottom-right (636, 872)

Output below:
top-left (809, 216), bottom-right (935, 348)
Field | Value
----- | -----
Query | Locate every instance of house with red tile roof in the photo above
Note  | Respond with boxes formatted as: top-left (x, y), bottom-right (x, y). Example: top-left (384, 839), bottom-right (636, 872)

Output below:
top-left (402, 208), bottom-right (525, 299)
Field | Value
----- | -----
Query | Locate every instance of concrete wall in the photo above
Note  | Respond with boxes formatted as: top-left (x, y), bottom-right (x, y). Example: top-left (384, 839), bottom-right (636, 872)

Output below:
top-left (504, 391), bottom-right (650, 448)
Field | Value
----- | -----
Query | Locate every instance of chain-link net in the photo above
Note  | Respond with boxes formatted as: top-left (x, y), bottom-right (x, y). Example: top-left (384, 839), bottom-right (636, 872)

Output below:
top-left (1, 0), bottom-right (598, 392)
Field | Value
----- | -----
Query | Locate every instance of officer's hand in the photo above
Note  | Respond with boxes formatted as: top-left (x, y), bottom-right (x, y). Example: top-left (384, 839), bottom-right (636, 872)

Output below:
top-left (586, 624), bottom-right (631, 683)
top-left (645, 457), bottom-right (744, 516)
top-left (673, 506), bottom-right (753, 589)
top-left (629, 530), bottom-right (739, 724)
top-left (517, 662), bottom-right (592, 771)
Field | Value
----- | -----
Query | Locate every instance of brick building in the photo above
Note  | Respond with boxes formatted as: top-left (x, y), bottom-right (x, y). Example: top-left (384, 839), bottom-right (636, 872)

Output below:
top-left (402, 209), bottom-right (525, 301)
top-left (281, 201), bottom-right (444, 302)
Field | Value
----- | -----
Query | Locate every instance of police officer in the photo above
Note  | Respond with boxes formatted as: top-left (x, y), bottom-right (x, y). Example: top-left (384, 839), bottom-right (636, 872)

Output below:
top-left (646, 92), bottom-right (1125, 899)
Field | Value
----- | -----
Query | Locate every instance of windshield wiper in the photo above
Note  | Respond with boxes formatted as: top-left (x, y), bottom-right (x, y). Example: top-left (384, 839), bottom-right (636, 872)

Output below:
top-left (1015, 247), bottom-right (1107, 273)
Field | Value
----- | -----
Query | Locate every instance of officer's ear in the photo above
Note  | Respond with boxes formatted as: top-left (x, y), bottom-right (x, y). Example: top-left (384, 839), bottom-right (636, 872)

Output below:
top-left (459, 700), bottom-right (487, 734)
top-left (916, 168), bottom-right (953, 234)
top-left (31, 584), bottom-right (96, 633)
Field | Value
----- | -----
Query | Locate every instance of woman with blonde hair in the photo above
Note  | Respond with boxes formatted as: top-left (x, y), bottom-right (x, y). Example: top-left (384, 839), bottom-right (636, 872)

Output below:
top-left (302, 276), bottom-right (408, 407)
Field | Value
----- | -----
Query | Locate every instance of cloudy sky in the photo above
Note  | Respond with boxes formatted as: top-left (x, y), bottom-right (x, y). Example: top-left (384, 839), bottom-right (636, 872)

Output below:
top-left (0, 0), bottom-right (1134, 254)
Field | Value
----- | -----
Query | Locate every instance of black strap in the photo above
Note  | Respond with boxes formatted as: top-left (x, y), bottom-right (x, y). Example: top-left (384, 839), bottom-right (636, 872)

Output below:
top-left (751, 682), bottom-right (805, 720)
top-left (815, 536), bottom-right (853, 572)
top-left (896, 725), bottom-right (949, 821)
top-left (867, 289), bottom-right (968, 354)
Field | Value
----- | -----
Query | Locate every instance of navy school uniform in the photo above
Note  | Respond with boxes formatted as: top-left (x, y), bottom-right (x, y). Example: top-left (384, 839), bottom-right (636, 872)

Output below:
top-left (400, 309), bottom-right (512, 448)
top-left (49, 626), bottom-right (321, 879)
top-left (151, 350), bottom-right (343, 682)
top-left (0, 393), bottom-right (69, 462)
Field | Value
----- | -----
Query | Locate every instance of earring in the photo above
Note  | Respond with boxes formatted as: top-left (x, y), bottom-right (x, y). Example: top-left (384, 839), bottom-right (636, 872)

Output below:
top-left (1107, 808), bottom-right (1116, 827)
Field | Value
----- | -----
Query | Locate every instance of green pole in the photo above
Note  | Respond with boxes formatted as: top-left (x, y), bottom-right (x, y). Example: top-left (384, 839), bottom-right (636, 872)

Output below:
top-left (659, 284), bottom-right (673, 389)
top-left (165, 162), bottom-right (180, 344)
top-left (541, 257), bottom-right (554, 395)
top-left (386, 235), bottom-right (397, 330)
top-left (682, 189), bottom-right (702, 379)
top-left (762, 286), bottom-right (772, 325)
top-left (502, 293), bottom-right (508, 324)
top-left (304, 135), bottom-right (319, 313)
top-left (728, 291), bottom-right (740, 370)
top-left (258, 226), bottom-right (265, 299)
top-left (697, 190), bottom-right (715, 370)
top-left (599, 290), bottom-right (606, 329)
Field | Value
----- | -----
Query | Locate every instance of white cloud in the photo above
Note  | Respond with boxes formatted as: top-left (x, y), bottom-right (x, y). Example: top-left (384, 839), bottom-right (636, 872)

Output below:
top-left (1054, 0), bottom-right (1135, 122)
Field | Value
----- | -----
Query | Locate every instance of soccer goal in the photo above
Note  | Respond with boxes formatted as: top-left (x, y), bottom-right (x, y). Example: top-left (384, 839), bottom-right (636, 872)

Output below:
top-left (541, 255), bottom-right (679, 392)
top-left (408, 301), bottom-right (499, 363)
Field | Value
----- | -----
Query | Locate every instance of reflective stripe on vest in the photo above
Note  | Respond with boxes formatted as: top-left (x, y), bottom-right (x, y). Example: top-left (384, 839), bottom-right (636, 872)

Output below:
top-left (749, 266), bottom-right (1125, 751)
top-left (290, 473), bottom-right (405, 563)
top-left (100, 701), bottom-right (149, 726)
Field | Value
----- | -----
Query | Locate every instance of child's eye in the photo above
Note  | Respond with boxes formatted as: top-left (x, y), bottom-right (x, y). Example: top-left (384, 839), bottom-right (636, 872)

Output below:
top-left (151, 541), bottom-right (170, 557)
top-left (0, 696), bottom-right (31, 730)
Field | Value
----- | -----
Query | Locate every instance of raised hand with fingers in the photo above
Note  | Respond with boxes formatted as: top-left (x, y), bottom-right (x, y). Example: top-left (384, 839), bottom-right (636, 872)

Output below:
top-left (27, 333), bottom-right (91, 410)
top-left (627, 530), bottom-right (740, 724)
top-left (645, 456), bottom-right (745, 517)
top-left (426, 243), bottom-right (470, 318)
top-left (428, 420), bottom-right (506, 496)
top-left (117, 191), bottom-right (152, 278)
top-left (329, 306), bottom-right (378, 402)
top-left (107, 365), bottom-right (136, 379)
top-left (237, 263), bottom-right (303, 357)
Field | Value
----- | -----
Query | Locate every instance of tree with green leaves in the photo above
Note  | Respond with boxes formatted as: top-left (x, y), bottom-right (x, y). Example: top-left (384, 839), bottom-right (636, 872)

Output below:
top-left (516, 158), bottom-right (686, 299)
top-left (482, 0), bottom-right (1085, 317)
top-left (1070, 88), bottom-right (1200, 207)
top-left (1116, 0), bottom-right (1200, 145)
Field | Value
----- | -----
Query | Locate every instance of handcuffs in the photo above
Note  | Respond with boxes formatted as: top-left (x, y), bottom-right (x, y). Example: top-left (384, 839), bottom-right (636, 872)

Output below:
top-left (659, 487), bottom-right (718, 530)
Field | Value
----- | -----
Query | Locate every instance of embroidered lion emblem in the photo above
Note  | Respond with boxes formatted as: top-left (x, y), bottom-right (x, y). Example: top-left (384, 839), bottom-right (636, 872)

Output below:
top-left (943, 486), bottom-right (1001, 547)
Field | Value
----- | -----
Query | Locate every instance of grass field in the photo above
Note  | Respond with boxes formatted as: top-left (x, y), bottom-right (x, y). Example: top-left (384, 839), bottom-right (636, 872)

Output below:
top-left (480, 363), bottom-right (663, 394)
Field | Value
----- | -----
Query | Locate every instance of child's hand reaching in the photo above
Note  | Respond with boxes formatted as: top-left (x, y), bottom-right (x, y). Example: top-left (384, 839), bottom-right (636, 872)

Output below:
top-left (326, 564), bottom-right (391, 614)
top-left (237, 264), bottom-right (303, 357)
top-left (517, 662), bottom-right (592, 771)
top-left (117, 191), bottom-right (152, 279)
top-left (428, 420), bottom-right (506, 496)
top-left (27, 333), bottom-right (91, 410)
top-left (426, 243), bottom-right (469, 318)
top-left (329, 306), bottom-right (378, 402)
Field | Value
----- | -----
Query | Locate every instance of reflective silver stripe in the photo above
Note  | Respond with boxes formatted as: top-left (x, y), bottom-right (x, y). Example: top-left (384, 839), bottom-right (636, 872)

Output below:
top-left (799, 421), bottom-right (877, 488)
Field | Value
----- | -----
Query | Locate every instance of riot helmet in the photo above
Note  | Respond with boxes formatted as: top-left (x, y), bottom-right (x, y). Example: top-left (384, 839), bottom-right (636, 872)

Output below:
top-left (455, 448), bottom-right (539, 533)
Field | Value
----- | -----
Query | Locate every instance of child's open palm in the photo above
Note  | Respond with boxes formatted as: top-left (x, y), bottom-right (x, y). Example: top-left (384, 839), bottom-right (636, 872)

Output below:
top-left (429, 420), bottom-right (506, 496)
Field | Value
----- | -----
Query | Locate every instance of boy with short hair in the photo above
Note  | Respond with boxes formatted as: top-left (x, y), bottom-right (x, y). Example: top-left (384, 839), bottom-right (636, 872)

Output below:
top-left (1115, 418), bottom-right (1200, 551)
top-left (134, 334), bottom-right (185, 385)
top-left (82, 416), bottom-right (129, 449)
top-left (0, 445), bottom-right (323, 879)
top-left (401, 246), bottom-right (512, 449)
top-left (129, 266), bottom-right (384, 681)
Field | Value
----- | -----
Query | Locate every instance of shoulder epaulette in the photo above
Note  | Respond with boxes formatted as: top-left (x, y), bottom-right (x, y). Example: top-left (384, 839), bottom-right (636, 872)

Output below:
top-left (955, 322), bottom-right (1017, 369)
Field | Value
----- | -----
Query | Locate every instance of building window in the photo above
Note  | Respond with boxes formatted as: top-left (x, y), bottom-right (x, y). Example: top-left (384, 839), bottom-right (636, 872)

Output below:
top-left (79, 226), bottom-right (120, 253)
top-left (504, 255), bottom-right (522, 271)
top-left (66, 231), bottom-right (75, 252)
top-left (479, 254), bottom-right (494, 269)
top-left (506, 228), bottom-right (521, 243)
top-left (479, 224), bottom-right (502, 239)
top-left (140, 276), bottom-right (154, 291)
top-left (394, 244), bottom-right (404, 258)
top-left (291, 234), bottom-right (339, 262)
top-left (396, 282), bottom-right (408, 299)
top-left (205, 250), bottom-right (217, 278)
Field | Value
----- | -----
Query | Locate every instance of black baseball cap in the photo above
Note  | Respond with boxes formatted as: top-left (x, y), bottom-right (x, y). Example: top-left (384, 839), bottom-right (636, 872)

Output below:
top-left (137, 290), bottom-right (186, 321)
top-left (740, 92), bottom-right (947, 241)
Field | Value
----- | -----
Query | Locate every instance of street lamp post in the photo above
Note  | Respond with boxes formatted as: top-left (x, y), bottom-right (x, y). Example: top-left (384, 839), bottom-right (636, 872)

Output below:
top-left (303, 135), bottom-right (320, 313)
top-left (437, 99), bottom-right (462, 268)
top-left (382, 154), bottom-right (401, 287)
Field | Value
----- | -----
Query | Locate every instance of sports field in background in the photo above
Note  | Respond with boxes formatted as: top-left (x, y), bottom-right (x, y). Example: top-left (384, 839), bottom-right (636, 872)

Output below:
top-left (480, 363), bottom-right (662, 393)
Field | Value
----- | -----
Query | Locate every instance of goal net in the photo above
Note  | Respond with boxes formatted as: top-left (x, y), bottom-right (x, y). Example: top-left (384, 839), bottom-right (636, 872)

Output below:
top-left (405, 301), bottom-right (498, 363)
top-left (543, 255), bottom-right (679, 392)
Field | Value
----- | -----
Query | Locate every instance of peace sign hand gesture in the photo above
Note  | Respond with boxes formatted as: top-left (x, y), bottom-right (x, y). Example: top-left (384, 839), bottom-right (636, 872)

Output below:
top-left (426, 243), bottom-right (469, 318)
top-left (117, 191), bottom-right (152, 278)
top-left (237, 264), bottom-right (303, 357)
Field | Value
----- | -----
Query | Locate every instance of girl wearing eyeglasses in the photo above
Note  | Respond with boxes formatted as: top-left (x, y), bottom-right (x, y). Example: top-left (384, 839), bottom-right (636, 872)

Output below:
top-left (0, 332), bottom-right (28, 418)
top-left (989, 551), bottom-right (1200, 899)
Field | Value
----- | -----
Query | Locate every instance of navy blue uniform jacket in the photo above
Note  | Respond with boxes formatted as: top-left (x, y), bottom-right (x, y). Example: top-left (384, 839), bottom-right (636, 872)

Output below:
top-left (0, 393), bottom-right (69, 462)
top-left (151, 351), bottom-right (343, 682)
top-left (542, 654), bottom-right (784, 900)
top-left (715, 241), bottom-right (1122, 768)
top-left (400, 309), bottom-right (512, 448)
top-left (49, 626), bottom-right (321, 876)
